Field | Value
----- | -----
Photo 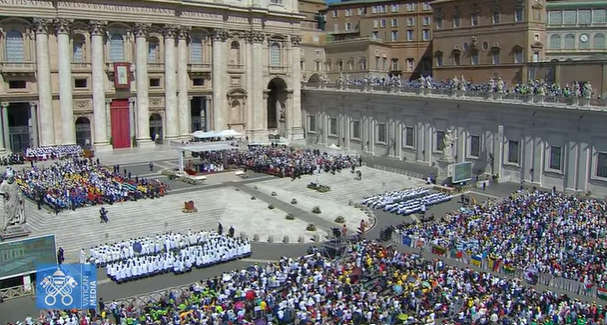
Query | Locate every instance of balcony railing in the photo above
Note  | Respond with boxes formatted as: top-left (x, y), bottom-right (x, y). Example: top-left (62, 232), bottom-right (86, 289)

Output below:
top-left (327, 28), bottom-right (360, 35)
top-left (302, 82), bottom-right (607, 108)
top-left (227, 64), bottom-right (245, 72)
top-left (0, 61), bottom-right (36, 73)
top-left (188, 63), bottom-right (211, 72)
top-left (269, 65), bottom-right (287, 74)
top-left (148, 62), bottom-right (164, 71)
top-left (71, 62), bottom-right (91, 72)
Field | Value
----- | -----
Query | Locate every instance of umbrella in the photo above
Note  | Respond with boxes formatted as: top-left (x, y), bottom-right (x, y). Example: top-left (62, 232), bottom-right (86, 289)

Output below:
top-left (351, 267), bottom-right (363, 276)
top-left (393, 284), bottom-right (403, 294)
top-left (398, 314), bottom-right (409, 320)
top-left (245, 290), bottom-right (256, 301)
top-left (234, 301), bottom-right (245, 310)
top-left (132, 242), bottom-right (142, 254)
top-left (422, 281), bottom-right (431, 288)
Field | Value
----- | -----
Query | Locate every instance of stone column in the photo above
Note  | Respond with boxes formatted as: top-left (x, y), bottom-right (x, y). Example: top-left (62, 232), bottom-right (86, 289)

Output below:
top-left (212, 29), bottom-right (228, 131)
top-left (177, 27), bottom-right (191, 138)
top-left (105, 99), bottom-right (112, 144)
top-left (0, 104), bottom-right (6, 153)
top-left (246, 31), bottom-right (265, 141)
top-left (163, 25), bottom-right (179, 139)
top-left (90, 20), bottom-right (110, 150)
top-left (33, 18), bottom-right (55, 146)
top-left (129, 97), bottom-right (136, 139)
top-left (244, 38), bottom-right (253, 139)
top-left (56, 19), bottom-right (76, 145)
top-left (135, 23), bottom-right (153, 146)
top-left (290, 35), bottom-right (304, 142)
top-left (29, 102), bottom-right (39, 147)
top-left (205, 96), bottom-right (212, 131)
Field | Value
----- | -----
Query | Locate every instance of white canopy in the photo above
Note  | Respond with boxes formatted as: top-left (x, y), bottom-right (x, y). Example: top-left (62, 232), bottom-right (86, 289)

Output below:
top-left (191, 130), bottom-right (206, 138)
top-left (218, 129), bottom-right (242, 137)
top-left (328, 143), bottom-right (342, 150)
top-left (191, 130), bottom-right (218, 139)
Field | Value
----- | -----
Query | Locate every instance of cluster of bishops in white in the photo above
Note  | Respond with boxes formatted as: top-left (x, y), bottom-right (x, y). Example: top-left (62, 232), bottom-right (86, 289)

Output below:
top-left (88, 230), bottom-right (251, 283)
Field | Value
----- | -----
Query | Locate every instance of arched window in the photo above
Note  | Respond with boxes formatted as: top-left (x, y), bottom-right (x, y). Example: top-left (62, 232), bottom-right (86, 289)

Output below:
top-left (563, 34), bottom-right (575, 49)
top-left (594, 33), bottom-right (606, 49)
top-left (148, 37), bottom-right (159, 63)
top-left (190, 37), bottom-right (203, 63)
top-left (549, 34), bottom-right (561, 49)
top-left (5, 30), bottom-right (24, 62)
top-left (269, 42), bottom-right (281, 67)
top-left (72, 34), bottom-right (86, 63)
top-left (229, 41), bottom-right (240, 65)
top-left (109, 33), bottom-right (124, 62)
top-left (360, 58), bottom-right (367, 70)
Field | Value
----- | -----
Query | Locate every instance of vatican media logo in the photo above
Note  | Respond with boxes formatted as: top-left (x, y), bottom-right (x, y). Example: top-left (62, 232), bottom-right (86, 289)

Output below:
top-left (36, 264), bottom-right (97, 310)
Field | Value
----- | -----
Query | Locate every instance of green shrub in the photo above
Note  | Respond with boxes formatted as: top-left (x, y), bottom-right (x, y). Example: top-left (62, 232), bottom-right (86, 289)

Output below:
top-left (334, 216), bottom-right (345, 223)
top-left (312, 206), bottom-right (321, 214)
top-left (306, 223), bottom-right (317, 231)
top-left (271, 191), bottom-right (277, 196)
top-left (285, 213), bottom-right (295, 220)
top-left (291, 198), bottom-right (298, 204)
top-left (268, 204), bottom-right (276, 210)
top-left (251, 196), bottom-right (257, 200)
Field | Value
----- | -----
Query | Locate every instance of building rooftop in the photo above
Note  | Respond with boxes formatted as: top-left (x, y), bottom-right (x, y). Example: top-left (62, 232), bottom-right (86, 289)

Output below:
top-left (546, 0), bottom-right (607, 8)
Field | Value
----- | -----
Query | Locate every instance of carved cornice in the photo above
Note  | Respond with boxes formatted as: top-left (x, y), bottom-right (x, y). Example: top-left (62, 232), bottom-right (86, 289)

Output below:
top-left (54, 18), bottom-right (73, 35)
top-left (33, 18), bottom-right (53, 35)
top-left (230, 30), bottom-right (244, 39)
top-left (244, 30), bottom-right (264, 44)
top-left (134, 23), bottom-right (151, 39)
top-left (163, 25), bottom-right (179, 39)
top-left (89, 20), bottom-right (107, 36)
top-left (177, 26), bottom-right (190, 41)
top-left (291, 35), bottom-right (302, 47)
top-left (212, 28), bottom-right (229, 42)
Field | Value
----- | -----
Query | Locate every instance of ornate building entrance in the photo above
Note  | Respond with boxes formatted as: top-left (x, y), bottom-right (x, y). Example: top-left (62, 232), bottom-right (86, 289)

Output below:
top-left (267, 78), bottom-right (287, 138)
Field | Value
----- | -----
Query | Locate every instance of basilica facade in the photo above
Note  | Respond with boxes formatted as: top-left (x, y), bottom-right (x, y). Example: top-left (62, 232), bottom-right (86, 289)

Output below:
top-left (0, 0), bottom-right (304, 152)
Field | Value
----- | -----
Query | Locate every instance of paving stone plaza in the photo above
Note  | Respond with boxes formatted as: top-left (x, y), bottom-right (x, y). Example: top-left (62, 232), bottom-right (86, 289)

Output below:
top-left (21, 146), bottom-right (426, 261)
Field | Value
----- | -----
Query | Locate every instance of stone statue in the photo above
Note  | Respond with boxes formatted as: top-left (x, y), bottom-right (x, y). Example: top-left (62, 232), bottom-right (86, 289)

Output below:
top-left (497, 78), bottom-right (505, 93)
top-left (1, 168), bottom-right (25, 232)
top-left (451, 76), bottom-right (459, 90)
top-left (279, 102), bottom-right (286, 121)
top-left (419, 76), bottom-right (426, 89)
top-left (458, 76), bottom-right (467, 91)
top-left (319, 73), bottom-right (328, 83)
top-left (337, 72), bottom-right (345, 85)
top-left (537, 84), bottom-right (546, 96)
top-left (489, 77), bottom-right (495, 92)
top-left (425, 76), bottom-right (432, 89)
top-left (344, 73), bottom-right (352, 85)
top-left (573, 83), bottom-right (581, 98)
top-left (441, 128), bottom-right (457, 161)
top-left (583, 82), bottom-right (593, 99)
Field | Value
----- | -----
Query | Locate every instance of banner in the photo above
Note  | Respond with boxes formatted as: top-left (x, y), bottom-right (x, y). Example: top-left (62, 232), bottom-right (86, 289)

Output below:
top-left (487, 256), bottom-right (501, 272)
top-left (503, 264), bottom-right (515, 275)
top-left (470, 255), bottom-right (482, 267)
top-left (598, 287), bottom-right (607, 300)
top-left (36, 264), bottom-right (97, 310)
top-left (431, 245), bottom-right (446, 255)
top-left (402, 236), bottom-right (412, 247)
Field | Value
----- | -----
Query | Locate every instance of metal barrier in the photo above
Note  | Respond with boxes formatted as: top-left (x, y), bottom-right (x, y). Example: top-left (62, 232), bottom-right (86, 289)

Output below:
top-left (367, 164), bottom-right (425, 180)
top-left (391, 232), bottom-right (603, 299)
top-left (0, 284), bottom-right (35, 301)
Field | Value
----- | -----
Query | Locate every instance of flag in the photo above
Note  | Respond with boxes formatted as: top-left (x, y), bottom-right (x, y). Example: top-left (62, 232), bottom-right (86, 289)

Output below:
top-left (402, 236), bottom-right (412, 247)
top-left (598, 287), bottom-right (607, 300)
top-left (504, 264), bottom-right (515, 275)
top-left (432, 245), bottom-right (446, 255)
top-left (488, 256), bottom-right (502, 272)
top-left (470, 255), bottom-right (482, 267)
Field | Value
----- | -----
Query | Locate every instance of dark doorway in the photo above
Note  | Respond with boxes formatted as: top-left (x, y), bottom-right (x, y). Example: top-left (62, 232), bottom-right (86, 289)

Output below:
top-left (75, 117), bottom-right (92, 148)
top-left (307, 73), bottom-right (321, 87)
top-left (267, 78), bottom-right (287, 136)
top-left (150, 113), bottom-right (163, 143)
top-left (7, 102), bottom-right (31, 153)
top-left (191, 96), bottom-right (207, 132)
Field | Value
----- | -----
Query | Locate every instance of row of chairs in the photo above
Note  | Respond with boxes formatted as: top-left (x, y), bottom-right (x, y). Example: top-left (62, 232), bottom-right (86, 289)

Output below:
top-left (360, 187), bottom-right (430, 209)
top-left (383, 192), bottom-right (453, 216)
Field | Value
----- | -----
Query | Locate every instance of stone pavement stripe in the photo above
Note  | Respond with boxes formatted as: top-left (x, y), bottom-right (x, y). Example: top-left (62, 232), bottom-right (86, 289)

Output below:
top-left (237, 184), bottom-right (337, 232)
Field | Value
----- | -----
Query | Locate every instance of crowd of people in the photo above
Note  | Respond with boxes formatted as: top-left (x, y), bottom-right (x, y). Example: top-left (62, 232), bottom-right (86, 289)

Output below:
top-left (328, 73), bottom-right (597, 99)
top-left (98, 230), bottom-right (251, 283)
top-left (396, 189), bottom-right (607, 288)
top-left (24, 145), bottom-right (84, 160)
top-left (15, 159), bottom-right (168, 212)
top-left (27, 241), bottom-right (607, 325)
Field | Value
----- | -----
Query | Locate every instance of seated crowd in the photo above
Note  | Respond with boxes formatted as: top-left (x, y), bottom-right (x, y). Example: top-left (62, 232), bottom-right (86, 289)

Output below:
top-left (15, 159), bottom-right (168, 211)
top-left (25, 144), bottom-right (84, 160)
top-left (396, 189), bottom-right (607, 286)
top-left (33, 241), bottom-right (606, 325)
top-left (98, 230), bottom-right (251, 283)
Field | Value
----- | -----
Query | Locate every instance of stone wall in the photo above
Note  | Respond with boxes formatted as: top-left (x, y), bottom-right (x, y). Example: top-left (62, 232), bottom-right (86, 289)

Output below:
top-left (301, 86), bottom-right (607, 196)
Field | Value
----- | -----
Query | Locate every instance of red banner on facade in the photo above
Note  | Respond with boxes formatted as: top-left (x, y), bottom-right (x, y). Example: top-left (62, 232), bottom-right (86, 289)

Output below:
top-left (113, 62), bottom-right (131, 90)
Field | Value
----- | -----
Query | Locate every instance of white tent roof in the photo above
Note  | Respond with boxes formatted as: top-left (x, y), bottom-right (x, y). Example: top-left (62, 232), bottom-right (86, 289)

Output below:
top-left (218, 129), bottom-right (242, 137)
top-left (191, 130), bottom-right (219, 139)
top-left (328, 143), bottom-right (341, 150)
top-left (191, 130), bottom-right (206, 138)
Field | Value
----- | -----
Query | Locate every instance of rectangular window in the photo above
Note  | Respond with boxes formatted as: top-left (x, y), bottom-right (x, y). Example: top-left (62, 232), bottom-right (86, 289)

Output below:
top-left (406, 58), bottom-right (414, 71)
top-left (372, 31), bottom-right (379, 39)
top-left (515, 7), bottom-right (524, 22)
top-left (377, 123), bottom-right (386, 143)
top-left (332, 10), bottom-right (338, 18)
top-left (471, 13), bottom-right (479, 26)
top-left (391, 18), bottom-right (398, 27)
top-left (423, 17), bottom-right (430, 25)
top-left (422, 2), bottom-right (430, 11)
top-left (345, 22), bottom-right (352, 30)
top-left (391, 58), bottom-right (399, 70)
top-left (436, 131), bottom-right (445, 151)
top-left (563, 10), bottom-right (576, 24)
top-left (492, 51), bottom-right (500, 64)
top-left (329, 118), bottom-right (338, 135)
top-left (593, 9), bottom-right (606, 23)
top-left (579, 10), bottom-right (591, 24)
top-left (549, 146), bottom-right (563, 170)
top-left (407, 17), bottom-right (415, 26)
top-left (352, 120), bottom-right (361, 139)
top-left (422, 29), bottom-right (430, 41)
top-left (514, 49), bottom-right (523, 63)
top-left (436, 17), bottom-right (443, 29)
top-left (373, 20), bottom-right (379, 28)
top-left (596, 152), bottom-right (607, 178)
top-left (74, 78), bottom-right (88, 88)
top-left (406, 3), bottom-right (415, 12)
top-left (149, 78), bottom-right (161, 87)
top-left (308, 115), bottom-right (316, 132)
top-left (404, 126), bottom-right (415, 147)
top-left (391, 31), bottom-right (398, 41)
top-left (493, 11), bottom-right (500, 24)
top-left (471, 52), bottom-right (478, 65)
top-left (507, 140), bottom-right (520, 164)
top-left (548, 11), bottom-right (562, 25)
top-left (469, 135), bottom-right (480, 157)
top-left (333, 23), bottom-right (338, 32)
top-left (358, 7), bottom-right (366, 15)
top-left (453, 15), bottom-right (460, 27)
top-left (436, 53), bottom-right (443, 67)
top-left (406, 30), bottom-right (414, 41)
top-left (371, 6), bottom-right (377, 14)
top-left (73, 41), bottom-right (85, 63)
top-left (380, 19), bottom-right (386, 28)
top-left (193, 78), bottom-right (205, 86)
top-left (8, 80), bottom-right (26, 89)
top-left (345, 9), bottom-right (352, 17)
top-left (391, 4), bottom-right (399, 13)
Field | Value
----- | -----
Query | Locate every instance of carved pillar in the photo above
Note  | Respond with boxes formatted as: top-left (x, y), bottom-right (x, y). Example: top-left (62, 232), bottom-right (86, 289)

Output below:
top-left (246, 31), bottom-right (265, 141)
top-left (105, 99), bottom-right (112, 144)
top-left (163, 25), bottom-right (179, 139)
top-left (290, 35), bottom-right (304, 141)
top-left (56, 19), bottom-right (76, 145)
top-left (135, 23), bottom-right (153, 146)
top-left (0, 103), bottom-right (7, 153)
top-left (177, 27), bottom-right (191, 137)
top-left (129, 97), bottom-right (137, 139)
top-left (212, 29), bottom-right (228, 131)
top-left (33, 18), bottom-right (55, 146)
top-left (29, 102), bottom-right (39, 147)
top-left (90, 20), bottom-right (110, 150)
top-left (244, 32), bottom-right (254, 139)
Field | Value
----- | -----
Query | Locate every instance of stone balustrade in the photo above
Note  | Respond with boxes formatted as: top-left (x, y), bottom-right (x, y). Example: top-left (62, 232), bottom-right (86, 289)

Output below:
top-left (302, 82), bottom-right (607, 111)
